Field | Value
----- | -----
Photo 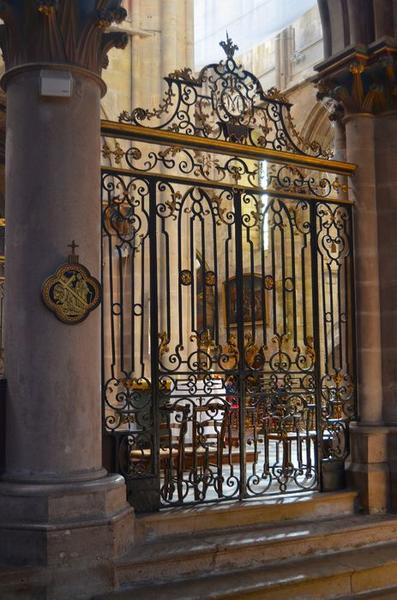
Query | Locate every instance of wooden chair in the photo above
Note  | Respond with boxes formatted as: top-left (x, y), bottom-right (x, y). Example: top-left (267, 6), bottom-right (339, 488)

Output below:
top-left (159, 404), bottom-right (189, 502)
top-left (191, 403), bottom-right (229, 499)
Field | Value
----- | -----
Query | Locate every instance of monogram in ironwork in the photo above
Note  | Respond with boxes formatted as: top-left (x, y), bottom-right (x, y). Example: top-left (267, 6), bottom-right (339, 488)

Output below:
top-left (119, 33), bottom-right (330, 158)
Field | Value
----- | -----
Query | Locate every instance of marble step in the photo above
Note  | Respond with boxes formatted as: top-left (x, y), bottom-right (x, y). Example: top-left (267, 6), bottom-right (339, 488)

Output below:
top-left (136, 489), bottom-right (357, 541)
top-left (96, 539), bottom-right (397, 600)
top-left (116, 514), bottom-right (397, 587)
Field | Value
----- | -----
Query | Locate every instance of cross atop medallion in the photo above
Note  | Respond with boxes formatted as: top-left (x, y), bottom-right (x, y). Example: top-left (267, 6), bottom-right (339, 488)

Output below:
top-left (68, 240), bottom-right (79, 264)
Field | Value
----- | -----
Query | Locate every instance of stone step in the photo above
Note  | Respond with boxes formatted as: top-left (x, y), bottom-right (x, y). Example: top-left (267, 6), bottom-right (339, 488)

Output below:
top-left (136, 490), bottom-right (357, 541)
top-left (117, 513), bottom-right (397, 587)
top-left (96, 540), bottom-right (397, 600)
top-left (339, 585), bottom-right (397, 599)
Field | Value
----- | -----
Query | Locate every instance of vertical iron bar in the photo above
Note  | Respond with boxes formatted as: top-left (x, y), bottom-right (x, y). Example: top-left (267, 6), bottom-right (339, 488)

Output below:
top-left (101, 173), bottom-right (117, 476)
top-left (140, 243), bottom-right (146, 376)
top-left (212, 202), bottom-right (220, 346)
top-left (149, 178), bottom-right (161, 508)
top-left (100, 172), bottom-right (107, 461)
top-left (260, 200), bottom-right (267, 346)
top-left (190, 216), bottom-right (196, 337)
top-left (234, 188), bottom-right (247, 499)
top-left (349, 202), bottom-right (359, 426)
top-left (100, 174), bottom-right (104, 424)
top-left (310, 200), bottom-right (323, 491)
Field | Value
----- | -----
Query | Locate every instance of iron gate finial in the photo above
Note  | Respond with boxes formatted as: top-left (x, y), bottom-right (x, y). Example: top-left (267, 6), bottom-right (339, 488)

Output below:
top-left (220, 32), bottom-right (239, 59)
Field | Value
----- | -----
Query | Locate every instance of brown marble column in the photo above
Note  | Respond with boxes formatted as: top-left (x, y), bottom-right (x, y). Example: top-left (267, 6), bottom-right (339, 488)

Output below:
top-left (0, 3), bottom-right (134, 598)
top-left (343, 113), bottom-right (389, 513)
top-left (375, 111), bottom-right (397, 509)
top-left (317, 0), bottom-right (397, 515)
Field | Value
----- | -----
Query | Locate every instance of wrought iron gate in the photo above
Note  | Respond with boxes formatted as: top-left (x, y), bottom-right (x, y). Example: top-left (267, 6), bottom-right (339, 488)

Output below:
top-left (101, 37), bottom-right (356, 512)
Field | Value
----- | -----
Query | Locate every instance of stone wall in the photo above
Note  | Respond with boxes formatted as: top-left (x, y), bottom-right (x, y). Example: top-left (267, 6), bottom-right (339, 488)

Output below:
top-left (101, 0), bottom-right (194, 120)
top-left (239, 5), bottom-right (331, 150)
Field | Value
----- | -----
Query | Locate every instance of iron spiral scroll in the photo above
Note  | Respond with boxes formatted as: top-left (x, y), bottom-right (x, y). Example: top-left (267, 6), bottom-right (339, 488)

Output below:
top-left (119, 34), bottom-right (331, 159)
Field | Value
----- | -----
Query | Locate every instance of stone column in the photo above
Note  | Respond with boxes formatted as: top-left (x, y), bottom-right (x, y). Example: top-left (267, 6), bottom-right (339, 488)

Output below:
top-left (315, 44), bottom-right (397, 513)
top-left (184, 0), bottom-right (195, 67)
top-left (161, 0), bottom-right (178, 84)
top-left (130, 0), bottom-right (142, 108)
top-left (0, 3), bottom-right (134, 598)
top-left (343, 113), bottom-right (389, 512)
top-left (375, 111), bottom-right (397, 509)
top-left (317, 0), bottom-right (397, 516)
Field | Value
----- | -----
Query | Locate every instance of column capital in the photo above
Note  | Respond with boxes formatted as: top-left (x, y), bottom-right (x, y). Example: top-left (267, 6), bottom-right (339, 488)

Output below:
top-left (0, 0), bottom-right (128, 76)
top-left (315, 41), bottom-right (397, 116)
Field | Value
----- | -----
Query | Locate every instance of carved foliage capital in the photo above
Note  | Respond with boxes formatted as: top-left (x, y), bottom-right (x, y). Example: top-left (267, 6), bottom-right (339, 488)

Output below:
top-left (0, 0), bottom-right (128, 74)
top-left (316, 53), bottom-right (397, 116)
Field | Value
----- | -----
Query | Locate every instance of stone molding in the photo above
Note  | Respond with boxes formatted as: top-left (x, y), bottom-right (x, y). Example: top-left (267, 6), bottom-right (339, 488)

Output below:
top-left (318, 0), bottom-right (396, 60)
top-left (315, 43), bottom-right (397, 116)
top-left (0, 0), bottom-right (128, 75)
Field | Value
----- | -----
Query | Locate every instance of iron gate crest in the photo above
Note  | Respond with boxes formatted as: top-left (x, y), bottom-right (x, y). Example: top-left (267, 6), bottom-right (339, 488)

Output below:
top-left (100, 37), bottom-right (356, 512)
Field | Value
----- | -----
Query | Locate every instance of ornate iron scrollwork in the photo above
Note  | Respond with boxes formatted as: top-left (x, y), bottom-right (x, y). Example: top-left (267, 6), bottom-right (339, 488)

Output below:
top-left (119, 36), bottom-right (331, 159)
top-left (101, 37), bottom-right (356, 511)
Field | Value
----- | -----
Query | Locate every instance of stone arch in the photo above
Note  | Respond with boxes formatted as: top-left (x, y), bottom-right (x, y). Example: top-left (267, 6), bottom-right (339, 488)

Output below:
top-left (299, 101), bottom-right (333, 156)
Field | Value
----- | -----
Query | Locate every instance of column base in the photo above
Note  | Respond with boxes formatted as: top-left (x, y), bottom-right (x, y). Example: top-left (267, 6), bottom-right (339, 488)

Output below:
top-left (346, 423), bottom-right (389, 513)
top-left (0, 473), bottom-right (134, 599)
top-left (386, 427), bottom-right (397, 512)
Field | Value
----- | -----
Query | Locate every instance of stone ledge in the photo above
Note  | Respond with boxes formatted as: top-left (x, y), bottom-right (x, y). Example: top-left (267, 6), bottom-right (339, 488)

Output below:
top-left (0, 474), bottom-right (129, 523)
top-left (136, 490), bottom-right (357, 541)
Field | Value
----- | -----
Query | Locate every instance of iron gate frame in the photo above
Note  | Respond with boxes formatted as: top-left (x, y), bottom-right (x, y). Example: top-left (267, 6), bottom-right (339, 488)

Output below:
top-left (100, 37), bottom-right (357, 513)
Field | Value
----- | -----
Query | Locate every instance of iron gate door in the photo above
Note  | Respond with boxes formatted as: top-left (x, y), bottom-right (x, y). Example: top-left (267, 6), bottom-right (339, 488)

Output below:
top-left (101, 37), bottom-right (356, 512)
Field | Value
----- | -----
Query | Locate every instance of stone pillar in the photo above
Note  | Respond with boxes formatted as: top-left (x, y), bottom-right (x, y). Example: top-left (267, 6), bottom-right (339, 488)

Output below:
top-left (343, 113), bottom-right (389, 513)
top-left (130, 0), bottom-right (142, 108)
top-left (317, 0), bottom-right (397, 516)
top-left (375, 111), bottom-right (397, 509)
top-left (0, 3), bottom-right (134, 598)
top-left (185, 0), bottom-right (195, 67)
top-left (161, 0), bottom-right (178, 82)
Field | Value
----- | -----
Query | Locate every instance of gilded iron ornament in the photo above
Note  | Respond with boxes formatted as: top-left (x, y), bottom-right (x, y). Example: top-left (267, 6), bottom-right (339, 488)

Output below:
top-left (42, 241), bottom-right (101, 324)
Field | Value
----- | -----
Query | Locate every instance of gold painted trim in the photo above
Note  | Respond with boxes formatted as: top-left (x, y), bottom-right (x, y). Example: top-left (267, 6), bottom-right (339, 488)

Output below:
top-left (315, 51), bottom-right (368, 79)
top-left (101, 120), bottom-right (357, 176)
top-left (372, 46), bottom-right (397, 57)
top-left (102, 165), bottom-right (353, 205)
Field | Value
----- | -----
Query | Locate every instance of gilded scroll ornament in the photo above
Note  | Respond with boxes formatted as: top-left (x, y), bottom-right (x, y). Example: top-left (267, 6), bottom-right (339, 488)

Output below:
top-left (42, 241), bottom-right (101, 324)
